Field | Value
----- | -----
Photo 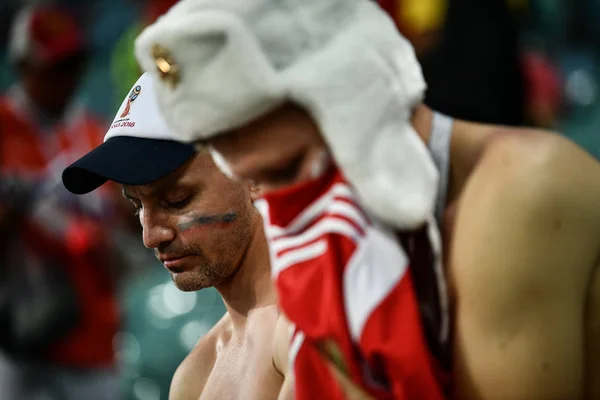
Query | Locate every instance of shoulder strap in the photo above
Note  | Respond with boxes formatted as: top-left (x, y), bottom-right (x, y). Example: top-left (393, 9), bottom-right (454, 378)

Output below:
top-left (427, 112), bottom-right (453, 223)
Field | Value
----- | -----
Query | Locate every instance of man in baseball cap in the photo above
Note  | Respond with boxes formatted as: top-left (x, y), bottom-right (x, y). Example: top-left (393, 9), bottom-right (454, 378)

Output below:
top-left (134, 0), bottom-right (600, 399)
top-left (135, 2), bottom-right (450, 399)
top-left (63, 73), bottom-right (294, 400)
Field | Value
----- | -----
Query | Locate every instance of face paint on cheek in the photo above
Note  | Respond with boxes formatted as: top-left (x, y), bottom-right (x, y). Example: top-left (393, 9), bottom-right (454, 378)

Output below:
top-left (208, 145), bottom-right (238, 180)
top-left (310, 149), bottom-right (332, 179)
top-left (178, 212), bottom-right (239, 232)
top-left (308, 149), bottom-right (332, 179)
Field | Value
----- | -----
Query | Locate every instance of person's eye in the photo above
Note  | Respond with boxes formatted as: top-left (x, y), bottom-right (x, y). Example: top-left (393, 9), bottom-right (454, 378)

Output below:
top-left (267, 153), bottom-right (305, 184)
top-left (163, 196), bottom-right (191, 210)
top-left (128, 200), bottom-right (142, 216)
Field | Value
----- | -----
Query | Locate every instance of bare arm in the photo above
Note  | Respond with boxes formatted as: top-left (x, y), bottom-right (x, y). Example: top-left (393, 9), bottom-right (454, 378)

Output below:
top-left (450, 133), bottom-right (600, 399)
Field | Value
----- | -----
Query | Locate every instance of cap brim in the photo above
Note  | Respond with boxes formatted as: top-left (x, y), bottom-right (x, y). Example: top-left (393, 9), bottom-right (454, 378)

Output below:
top-left (62, 137), bottom-right (195, 194)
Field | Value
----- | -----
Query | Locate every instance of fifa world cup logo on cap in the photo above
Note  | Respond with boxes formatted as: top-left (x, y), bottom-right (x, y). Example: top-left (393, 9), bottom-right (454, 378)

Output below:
top-left (120, 85), bottom-right (142, 118)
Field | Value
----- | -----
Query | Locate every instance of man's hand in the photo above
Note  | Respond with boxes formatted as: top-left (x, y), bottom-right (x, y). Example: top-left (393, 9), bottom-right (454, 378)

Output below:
top-left (273, 314), bottom-right (374, 399)
top-left (321, 353), bottom-right (374, 400)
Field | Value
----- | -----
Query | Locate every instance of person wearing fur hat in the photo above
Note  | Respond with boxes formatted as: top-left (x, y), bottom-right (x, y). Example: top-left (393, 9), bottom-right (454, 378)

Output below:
top-left (132, 1), bottom-right (600, 399)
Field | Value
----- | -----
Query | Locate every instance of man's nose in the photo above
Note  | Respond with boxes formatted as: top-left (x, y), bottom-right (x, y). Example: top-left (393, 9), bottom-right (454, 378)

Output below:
top-left (140, 211), bottom-right (176, 250)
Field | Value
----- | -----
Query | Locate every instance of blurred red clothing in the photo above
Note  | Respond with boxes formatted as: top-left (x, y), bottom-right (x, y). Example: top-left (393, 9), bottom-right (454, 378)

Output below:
top-left (145, 0), bottom-right (180, 24)
top-left (0, 88), bottom-right (119, 368)
top-left (522, 51), bottom-right (562, 127)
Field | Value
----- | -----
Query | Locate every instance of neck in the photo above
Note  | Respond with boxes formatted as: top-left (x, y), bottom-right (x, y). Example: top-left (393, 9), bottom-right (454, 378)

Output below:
top-left (215, 211), bottom-right (276, 328)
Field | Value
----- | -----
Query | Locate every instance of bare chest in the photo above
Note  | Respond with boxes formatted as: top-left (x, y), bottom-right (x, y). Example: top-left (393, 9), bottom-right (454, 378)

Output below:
top-left (199, 337), bottom-right (283, 400)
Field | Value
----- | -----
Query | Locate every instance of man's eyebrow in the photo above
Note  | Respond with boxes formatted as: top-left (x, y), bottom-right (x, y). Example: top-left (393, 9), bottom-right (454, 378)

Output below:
top-left (121, 184), bottom-right (187, 200)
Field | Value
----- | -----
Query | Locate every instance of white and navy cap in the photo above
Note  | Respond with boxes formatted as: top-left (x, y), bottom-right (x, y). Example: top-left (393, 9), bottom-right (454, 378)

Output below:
top-left (62, 73), bottom-right (195, 195)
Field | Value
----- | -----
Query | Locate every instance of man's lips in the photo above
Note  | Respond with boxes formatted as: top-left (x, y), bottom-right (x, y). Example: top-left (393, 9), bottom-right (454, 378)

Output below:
top-left (159, 255), bottom-right (190, 272)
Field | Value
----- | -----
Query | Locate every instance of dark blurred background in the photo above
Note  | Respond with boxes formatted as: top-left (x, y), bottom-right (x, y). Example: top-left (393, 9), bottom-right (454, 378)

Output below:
top-left (0, 0), bottom-right (598, 399)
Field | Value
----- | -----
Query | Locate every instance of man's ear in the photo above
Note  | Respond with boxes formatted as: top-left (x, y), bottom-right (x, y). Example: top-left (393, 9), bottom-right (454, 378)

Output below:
top-left (249, 181), bottom-right (264, 202)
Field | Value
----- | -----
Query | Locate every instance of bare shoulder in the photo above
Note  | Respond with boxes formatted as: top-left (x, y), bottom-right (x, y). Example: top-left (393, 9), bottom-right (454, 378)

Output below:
top-left (169, 313), bottom-right (232, 400)
top-left (456, 129), bottom-right (600, 282)
top-left (474, 129), bottom-right (600, 226)
top-left (488, 129), bottom-right (599, 182)
top-left (450, 130), bottom-right (600, 399)
top-left (448, 119), bottom-right (600, 212)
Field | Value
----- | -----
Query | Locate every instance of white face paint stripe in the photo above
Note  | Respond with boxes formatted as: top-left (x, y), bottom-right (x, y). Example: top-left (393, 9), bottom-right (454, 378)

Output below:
top-left (309, 150), bottom-right (332, 179)
top-left (208, 145), bottom-right (238, 180)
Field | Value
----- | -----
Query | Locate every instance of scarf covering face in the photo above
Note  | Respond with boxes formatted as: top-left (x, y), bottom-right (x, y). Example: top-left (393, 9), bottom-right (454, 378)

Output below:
top-left (253, 166), bottom-right (448, 398)
top-left (135, 0), bottom-right (439, 230)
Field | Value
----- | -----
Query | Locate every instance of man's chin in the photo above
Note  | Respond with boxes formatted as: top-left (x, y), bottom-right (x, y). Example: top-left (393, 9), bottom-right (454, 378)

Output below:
top-left (170, 271), bottom-right (211, 292)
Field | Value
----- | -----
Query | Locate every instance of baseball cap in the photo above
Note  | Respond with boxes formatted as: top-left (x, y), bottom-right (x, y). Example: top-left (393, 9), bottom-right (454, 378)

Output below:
top-left (62, 73), bottom-right (195, 195)
top-left (8, 6), bottom-right (87, 66)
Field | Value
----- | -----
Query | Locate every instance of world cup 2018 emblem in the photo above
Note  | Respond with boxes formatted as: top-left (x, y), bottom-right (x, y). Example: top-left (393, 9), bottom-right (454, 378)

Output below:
top-left (120, 85), bottom-right (142, 118)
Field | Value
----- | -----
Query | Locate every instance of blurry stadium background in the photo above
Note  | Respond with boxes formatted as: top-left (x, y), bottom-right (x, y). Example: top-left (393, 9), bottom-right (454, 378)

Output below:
top-left (0, 0), bottom-right (598, 399)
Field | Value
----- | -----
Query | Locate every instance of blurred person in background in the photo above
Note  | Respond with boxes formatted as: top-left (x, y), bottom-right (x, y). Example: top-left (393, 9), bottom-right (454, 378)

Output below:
top-left (0, 5), bottom-right (121, 400)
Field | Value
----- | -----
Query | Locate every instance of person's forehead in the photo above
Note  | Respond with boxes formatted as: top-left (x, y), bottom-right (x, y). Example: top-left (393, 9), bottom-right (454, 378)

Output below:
top-left (122, 156), bottom-right (198, 196)
top-left (211, 138), bottom-right (289, 178)
top-left (210, 103), bottom-right (303, 145)
top-left (210, 113), bottom-right (308, 166)
top-left (122, 151), bottom-right (225, 197)
top-left (122, 173), bottom-right (184, 198)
